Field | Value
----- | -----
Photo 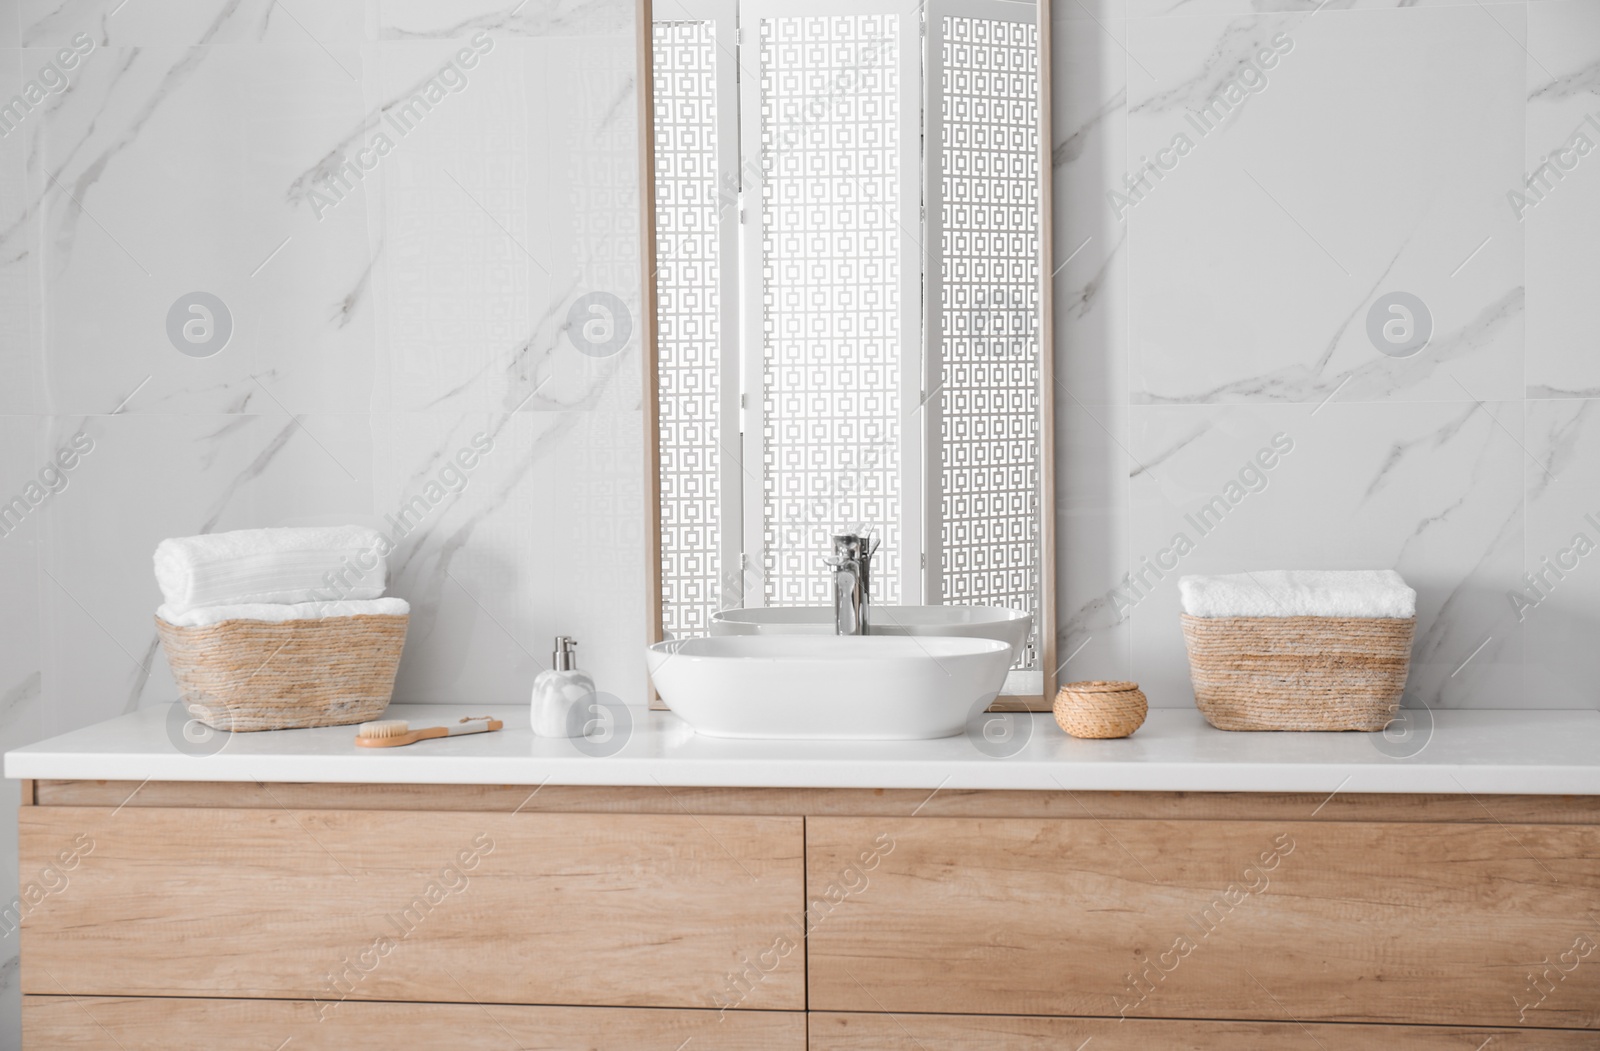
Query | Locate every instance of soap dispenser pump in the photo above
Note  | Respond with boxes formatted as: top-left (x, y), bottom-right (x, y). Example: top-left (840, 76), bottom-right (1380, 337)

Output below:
top-left (531, 636), bottom-right (597, 737)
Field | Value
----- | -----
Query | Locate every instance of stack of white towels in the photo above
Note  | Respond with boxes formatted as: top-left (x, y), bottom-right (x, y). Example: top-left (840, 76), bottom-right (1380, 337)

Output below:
top-left (1178, 569), bottom-right (1416, 619)
top-left (154, 526), bottom-right (409, 627)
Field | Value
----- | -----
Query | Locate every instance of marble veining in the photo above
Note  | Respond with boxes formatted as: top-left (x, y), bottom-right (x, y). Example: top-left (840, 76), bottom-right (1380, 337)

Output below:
top-left (45, 31), bottom-right (245, 269)
top-left (1053, 87), bottom-right (1125, 169)
top-left (1134, 286), bottom-right (1524, 406)
top-left (377, 0), bottom-right (630, 41)
top-left (1360, 404), bottom-right (1482, 502)
top-left (1529, 385), bottom-right (1600, 400)
top-left (1129, 420), bottom-right (1212, 478)
top-left (1128, 14), bottom-right (1299, 118)
top-left (1528, 54), bottom-right (1600, 102)
top-left (0, 675), bottom-right (40, 732)
top-left (1058, 228), bottom-right (1124, 323)
top-left (333, 245), bottom-right (380, 328)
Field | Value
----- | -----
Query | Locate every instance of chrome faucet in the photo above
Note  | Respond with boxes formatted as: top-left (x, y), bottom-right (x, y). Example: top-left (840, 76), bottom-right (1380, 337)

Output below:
top-left (827, 533), bottom-right (880, 636)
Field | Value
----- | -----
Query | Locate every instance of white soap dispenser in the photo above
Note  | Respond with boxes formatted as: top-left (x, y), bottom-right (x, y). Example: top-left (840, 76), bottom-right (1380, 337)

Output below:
top-left (531, 636), bottom-right (596, 737)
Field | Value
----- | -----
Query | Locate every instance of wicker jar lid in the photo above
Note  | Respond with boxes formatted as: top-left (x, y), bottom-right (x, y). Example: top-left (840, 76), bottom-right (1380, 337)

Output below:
top-left (1059, 680), bottom-right (1140, 694)
top-left (1054, 680), bottom-right (1147, 739)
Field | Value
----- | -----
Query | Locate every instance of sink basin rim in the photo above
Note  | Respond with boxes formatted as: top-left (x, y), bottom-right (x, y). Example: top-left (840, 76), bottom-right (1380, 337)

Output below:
top-left (707, 605), bottom-right (1034, 668)
top-left (651, 634), bottom-right (1013, 661)
top-left (709, 604), bottom-right (1029, 629)
top-left (645, 634), bottom-right (1014, 740)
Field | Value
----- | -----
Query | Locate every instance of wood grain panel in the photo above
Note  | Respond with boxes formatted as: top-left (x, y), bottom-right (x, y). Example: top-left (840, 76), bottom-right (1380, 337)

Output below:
top-left (21, 806), bottom-right (804, 1010)
top-left (809, 1011), bottom-right (1600, 1050)
top-left (35, 780), bottom-right (1600, 824)
top-left (807, 816), bottom-right (1600, 1028)
top-left (24, 996), bottom-right (804, 1050)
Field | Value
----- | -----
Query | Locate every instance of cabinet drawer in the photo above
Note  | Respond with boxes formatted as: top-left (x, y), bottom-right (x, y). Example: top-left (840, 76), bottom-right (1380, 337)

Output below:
top-left (809, 1012), bottom-right (1600, 1050)
top-left (23, 996), bottom-right (804, 1049)
top-left (807, 817), bottom-right (1600, 1028)
top-left (21, 806), bottom-right (804, 1010)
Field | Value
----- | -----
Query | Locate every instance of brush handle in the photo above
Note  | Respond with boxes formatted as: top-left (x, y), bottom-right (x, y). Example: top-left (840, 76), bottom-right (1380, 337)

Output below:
top-left (445, 718), bottom-right (503, 736)
top-left (356, 719), bottom-right (504, 748)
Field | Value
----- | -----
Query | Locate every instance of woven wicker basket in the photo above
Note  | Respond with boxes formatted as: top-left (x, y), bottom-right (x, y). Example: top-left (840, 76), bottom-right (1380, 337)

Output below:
top-left (1054, 680), bottom-right (1147, 739)
top-left (1180, 614), bottom-right (1415, 732)
top-left (156, 614), bottom-right (408, 732)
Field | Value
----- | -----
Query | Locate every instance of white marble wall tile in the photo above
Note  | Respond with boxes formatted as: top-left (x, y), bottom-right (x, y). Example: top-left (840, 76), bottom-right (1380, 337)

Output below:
top-left (376, 0), bottom-right (629, 40)
top-left (1523, 399), bottom-right (1600, 704)
top-left (369, 409), bottom-right (646, 709)
top-left (361, 38), bottom-right (551, 415)
top-left (1057, 401), bottom-right (1136, 683)
top-left (1052, 1), bottom-right (1128, 405)
top-left (1127, 0), bottom-right (1495, 18)
top-left (363, 31), bottom-right (641, 416)
top-left (1057, 0), bottom-right (1127, 20)
top-left (1524, 0), bottom-right (1600, 397)
top-left (1053, 0), bottom-right (1134, 682)
top-left (1126, 401), bottom-right (1526, 708)
top-left (1125, 6), bottom-right (1525, 406)
top-left (540, 26), bottom-right (643, 414)
top-left (28, 42), bottom-right (375, 417)
top-left (0, 47), bottom-right (42, 415)
top-left (21, 0), bottom-right (370, 48)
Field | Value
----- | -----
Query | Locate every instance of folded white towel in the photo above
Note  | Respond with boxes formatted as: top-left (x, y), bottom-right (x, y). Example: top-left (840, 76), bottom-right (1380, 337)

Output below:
top-left (1179, 570), bottom-right (1416, 619)
top-left (154, 526), bottom-right (388, 612)
top-left (157, 597), bottom-right (410, 628)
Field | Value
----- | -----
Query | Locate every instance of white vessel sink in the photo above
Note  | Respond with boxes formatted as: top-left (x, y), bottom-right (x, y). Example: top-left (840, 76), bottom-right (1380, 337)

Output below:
top-left (646, 635), bottom-right (1014, 740)
top-left (710, 604), bottom-right (1032, 663)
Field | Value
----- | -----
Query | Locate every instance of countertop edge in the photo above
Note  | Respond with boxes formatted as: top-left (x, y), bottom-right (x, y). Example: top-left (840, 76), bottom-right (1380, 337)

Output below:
top-left (8, 707), bottom-right (1599, 795)
top-left (7, 755), bottom-right (1600, 795)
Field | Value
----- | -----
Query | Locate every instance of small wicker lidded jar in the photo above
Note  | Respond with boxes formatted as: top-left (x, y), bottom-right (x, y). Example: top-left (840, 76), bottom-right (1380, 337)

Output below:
top-left (1053, 681), bottom-right (1147, 739)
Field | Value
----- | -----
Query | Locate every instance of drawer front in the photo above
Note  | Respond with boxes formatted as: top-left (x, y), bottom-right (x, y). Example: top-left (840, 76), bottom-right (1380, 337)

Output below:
top-left (23, 996), bottom-right (804, 1050)
top-left (807, 817), bottom-right (1600, 1028)
top-left (809, 1012), bottom-right (1600, 1050)
top-left (22, 806), bottom-right (804, 1010)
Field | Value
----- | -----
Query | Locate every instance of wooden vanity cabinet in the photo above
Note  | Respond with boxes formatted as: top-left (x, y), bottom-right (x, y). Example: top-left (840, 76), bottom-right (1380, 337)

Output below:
top-left (19, 804), bottom-right (804, 1011)
top-left (25, 999), bottom-right (804, 1050)
top-left (17, 782), bottom-right (1600, 1049)
top-left (808, 1013), bottom-right (1600, 1050)
top-left (806, 814), bottom-right (1600, 1029)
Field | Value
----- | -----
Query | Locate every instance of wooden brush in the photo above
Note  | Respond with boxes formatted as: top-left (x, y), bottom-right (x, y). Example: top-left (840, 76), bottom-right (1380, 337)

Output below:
top-left (355, 715), bottom-right (503, 748)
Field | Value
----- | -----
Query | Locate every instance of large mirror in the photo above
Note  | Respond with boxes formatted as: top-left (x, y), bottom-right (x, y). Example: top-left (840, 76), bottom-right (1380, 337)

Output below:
top-left (641, 0), bottom-right (1055, 702)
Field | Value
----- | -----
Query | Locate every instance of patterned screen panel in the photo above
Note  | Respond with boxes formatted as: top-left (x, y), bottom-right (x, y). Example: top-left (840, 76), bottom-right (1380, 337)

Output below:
top-left (653, 21), bottom-right (723, 638)
top-left (759, 13), bottom-right (903, 607)
top-left (939, 15), bottom-right (1041, 667)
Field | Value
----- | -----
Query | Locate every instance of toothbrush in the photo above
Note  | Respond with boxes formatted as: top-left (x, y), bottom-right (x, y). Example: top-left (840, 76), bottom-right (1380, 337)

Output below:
top-left (355, 716), bottom-right (503, 748)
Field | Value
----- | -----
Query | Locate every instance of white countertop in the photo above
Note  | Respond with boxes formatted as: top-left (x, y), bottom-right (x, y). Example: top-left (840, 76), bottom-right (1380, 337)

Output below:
top-left (6, 704), bottom-right (1599, 794)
